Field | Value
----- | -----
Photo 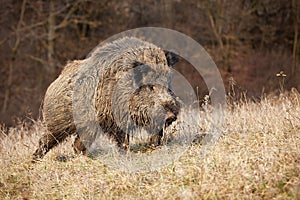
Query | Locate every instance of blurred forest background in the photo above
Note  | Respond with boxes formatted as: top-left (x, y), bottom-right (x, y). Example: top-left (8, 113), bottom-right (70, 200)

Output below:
top-left (0, 0), bottom-right (299, 126)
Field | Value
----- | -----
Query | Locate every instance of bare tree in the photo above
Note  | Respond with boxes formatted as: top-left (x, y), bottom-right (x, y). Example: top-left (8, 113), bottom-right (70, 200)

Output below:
top-left (47, 0), bottom-right (56, 77)
top-left (292, 0), bottom-right (300, 78)
top-left (2, 0), bottom-right (27, 114)
top-left (0, 0), bottom-right (299, 125)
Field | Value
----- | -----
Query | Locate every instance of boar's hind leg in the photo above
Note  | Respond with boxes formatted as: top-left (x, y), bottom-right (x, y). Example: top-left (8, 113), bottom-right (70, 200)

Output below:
top-left (33, 131), bottom-right (70, 161)
top-left (73, 135), bottom-right (87, 155)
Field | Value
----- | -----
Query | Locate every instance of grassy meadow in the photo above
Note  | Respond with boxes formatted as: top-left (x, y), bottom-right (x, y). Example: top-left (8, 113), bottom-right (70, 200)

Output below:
top-left (0, 90), bottom-right (300, 199)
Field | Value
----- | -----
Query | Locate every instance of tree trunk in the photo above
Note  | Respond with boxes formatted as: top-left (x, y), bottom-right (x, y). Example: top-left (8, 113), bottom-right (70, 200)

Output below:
top-left (2, 0), bottom-right (26, 114)
top-left (47, 0), bottom-right (56, 78)
top-left (292, 0), bottom-right (299, 80)
top-left (162, 0), bottom-right (173, 28)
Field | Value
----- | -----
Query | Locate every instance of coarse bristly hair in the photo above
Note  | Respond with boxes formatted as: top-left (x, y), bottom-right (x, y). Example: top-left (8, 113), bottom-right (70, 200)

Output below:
top-left (33, 37), bottom-right (180, 160)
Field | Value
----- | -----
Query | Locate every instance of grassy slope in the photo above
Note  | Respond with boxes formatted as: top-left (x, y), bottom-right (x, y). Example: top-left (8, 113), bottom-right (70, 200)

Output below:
top-left (0, 91), bottom-right (300, 199)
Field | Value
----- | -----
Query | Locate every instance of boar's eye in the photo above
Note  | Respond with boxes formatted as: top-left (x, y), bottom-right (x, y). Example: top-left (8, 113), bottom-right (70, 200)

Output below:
top-left (148, 84), bottom-right (154, 91)
top-left (132, 61), bottom-right (143, 68)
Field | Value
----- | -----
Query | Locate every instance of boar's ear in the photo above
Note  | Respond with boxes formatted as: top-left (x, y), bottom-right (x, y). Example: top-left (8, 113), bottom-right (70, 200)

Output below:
top-left (132, 61), bottom-right (151, 86)
top-left (164, 51), bottom-right (179, 67)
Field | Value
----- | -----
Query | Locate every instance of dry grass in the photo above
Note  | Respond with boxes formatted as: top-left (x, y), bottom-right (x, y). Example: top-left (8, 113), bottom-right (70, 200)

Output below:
top-left (1, 90), bottom-right (300, 199)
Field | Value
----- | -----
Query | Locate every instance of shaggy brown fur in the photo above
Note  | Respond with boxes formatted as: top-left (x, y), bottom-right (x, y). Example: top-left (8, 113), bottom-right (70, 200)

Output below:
top-left (33, 37), bottom-right (180, 160)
